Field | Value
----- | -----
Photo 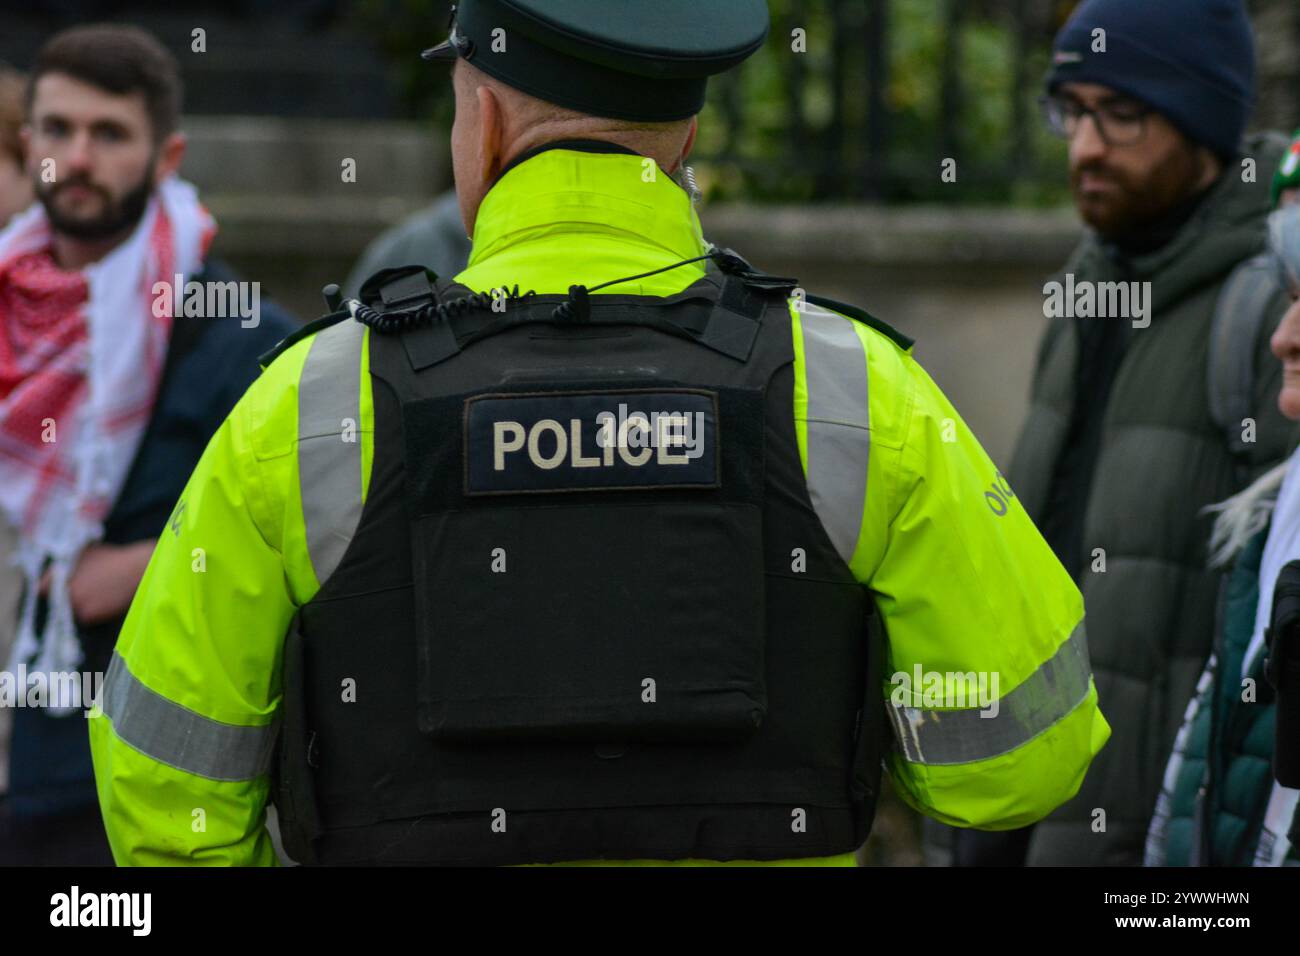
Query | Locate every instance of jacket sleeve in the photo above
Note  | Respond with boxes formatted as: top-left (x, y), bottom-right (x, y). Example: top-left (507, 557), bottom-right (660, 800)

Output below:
top-left (790, 298), bottom-right (1109, 831)
top-left (88, 352), bottom-right (305, 866)
top-left (869, 347), bottom-right (1110, 829)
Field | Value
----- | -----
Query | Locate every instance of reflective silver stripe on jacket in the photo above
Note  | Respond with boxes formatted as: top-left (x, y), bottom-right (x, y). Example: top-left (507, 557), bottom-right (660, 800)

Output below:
top-left (888, 622), bottom-right (1093, 766)
top-left (299, 316), bottom-right (367, 586)
top-left (100, 651), bottom-right (278, 782)
top-left (797, 301), bottom-right (870, 566)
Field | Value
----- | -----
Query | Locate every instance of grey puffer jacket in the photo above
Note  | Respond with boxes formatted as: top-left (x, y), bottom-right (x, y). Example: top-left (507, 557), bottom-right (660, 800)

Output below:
top-left (1010, 132), bottom-right (1300, 866)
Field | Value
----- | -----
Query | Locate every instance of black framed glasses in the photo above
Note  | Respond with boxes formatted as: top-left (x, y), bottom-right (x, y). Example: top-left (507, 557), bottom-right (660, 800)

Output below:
top-left (1039, 93), bottom-right (1152, 147)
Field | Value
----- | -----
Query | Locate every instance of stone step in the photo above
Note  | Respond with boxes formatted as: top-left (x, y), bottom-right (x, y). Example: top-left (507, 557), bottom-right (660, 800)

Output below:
top-left (182, 116), bottom-right (447, 199)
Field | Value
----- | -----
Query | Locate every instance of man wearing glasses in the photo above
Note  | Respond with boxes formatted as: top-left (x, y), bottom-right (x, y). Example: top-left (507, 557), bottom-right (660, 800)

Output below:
top-left (966, 0), bottom-right (1299, 867)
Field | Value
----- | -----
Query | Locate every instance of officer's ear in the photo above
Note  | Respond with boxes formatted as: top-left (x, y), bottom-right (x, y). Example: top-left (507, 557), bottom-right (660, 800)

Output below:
top-left (476, 83), bottom-right (505, 185)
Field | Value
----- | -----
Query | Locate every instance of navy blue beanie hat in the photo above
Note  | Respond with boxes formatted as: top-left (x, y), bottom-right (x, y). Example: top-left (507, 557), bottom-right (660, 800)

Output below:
top-left (1046, 0), bottom-right (1256, 160)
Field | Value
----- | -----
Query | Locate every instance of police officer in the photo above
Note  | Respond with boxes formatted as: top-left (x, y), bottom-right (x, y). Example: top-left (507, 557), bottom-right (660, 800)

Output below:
top-left (89, 0), bottom-right (1109, 866)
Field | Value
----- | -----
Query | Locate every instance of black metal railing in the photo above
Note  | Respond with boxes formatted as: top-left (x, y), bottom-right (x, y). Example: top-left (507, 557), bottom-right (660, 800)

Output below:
top-left (688, 0), bottom-right (1075, 204)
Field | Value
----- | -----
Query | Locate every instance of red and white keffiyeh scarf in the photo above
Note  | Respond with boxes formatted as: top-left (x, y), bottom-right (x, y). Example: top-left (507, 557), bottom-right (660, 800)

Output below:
top-left (0, 177), bottom-right (214, 713)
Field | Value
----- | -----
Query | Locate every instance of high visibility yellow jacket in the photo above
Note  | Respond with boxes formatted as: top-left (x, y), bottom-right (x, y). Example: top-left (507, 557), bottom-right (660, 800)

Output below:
top-left (89, 147), bottom-right (1109, 866)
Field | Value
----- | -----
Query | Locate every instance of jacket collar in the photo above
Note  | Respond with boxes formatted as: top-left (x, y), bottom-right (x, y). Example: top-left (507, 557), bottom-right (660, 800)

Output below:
top-left (467, 143), bottom-right (707, 271)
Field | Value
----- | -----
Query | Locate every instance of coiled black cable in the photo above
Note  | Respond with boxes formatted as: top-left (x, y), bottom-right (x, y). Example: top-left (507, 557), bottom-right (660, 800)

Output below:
top-left (350, 284), bottom-right (535, 334)
top-left (352, 248), bottom-right (747, 334)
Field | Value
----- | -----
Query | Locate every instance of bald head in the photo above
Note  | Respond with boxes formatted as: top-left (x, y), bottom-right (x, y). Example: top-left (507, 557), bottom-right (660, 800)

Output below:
top-left (450, 59), bottom-right (698, 236)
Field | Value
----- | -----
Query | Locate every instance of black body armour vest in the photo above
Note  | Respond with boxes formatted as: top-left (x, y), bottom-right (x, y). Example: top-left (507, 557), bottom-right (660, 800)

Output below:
top-left (273, 261), bottom-right (888, 865)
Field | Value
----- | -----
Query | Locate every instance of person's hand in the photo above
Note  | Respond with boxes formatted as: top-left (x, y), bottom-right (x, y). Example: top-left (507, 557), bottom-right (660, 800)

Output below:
top-left (38, 540), bottom-right (157, 626)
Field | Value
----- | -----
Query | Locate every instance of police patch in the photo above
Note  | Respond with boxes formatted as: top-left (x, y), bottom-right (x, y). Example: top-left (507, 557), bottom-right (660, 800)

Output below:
top-left (464, 389), bottom-right (719, 495)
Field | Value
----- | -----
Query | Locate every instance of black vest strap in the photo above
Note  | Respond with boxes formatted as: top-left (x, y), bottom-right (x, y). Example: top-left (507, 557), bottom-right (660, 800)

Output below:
top-left (363, 266), bottom-right (792, 373)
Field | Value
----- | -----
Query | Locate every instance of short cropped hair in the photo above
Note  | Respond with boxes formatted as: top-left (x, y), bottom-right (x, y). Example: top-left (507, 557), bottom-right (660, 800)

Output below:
top-left (28, 24), bottom-right (182, 141)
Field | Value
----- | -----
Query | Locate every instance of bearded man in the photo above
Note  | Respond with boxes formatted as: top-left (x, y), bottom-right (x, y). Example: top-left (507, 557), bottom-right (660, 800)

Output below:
top-left (0, 24), bottom-right (294, 864)
top-left (972, 0), bottom-right (1300, 867)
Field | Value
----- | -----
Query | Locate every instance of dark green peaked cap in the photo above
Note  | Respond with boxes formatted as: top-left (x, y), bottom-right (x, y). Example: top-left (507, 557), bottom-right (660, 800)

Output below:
top-left (422, 0), bottom-right (770, 121)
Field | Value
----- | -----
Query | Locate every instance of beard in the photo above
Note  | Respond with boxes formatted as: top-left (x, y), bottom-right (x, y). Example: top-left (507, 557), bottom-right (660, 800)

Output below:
top-left (36, 168), bottom-right (154, 242)
top-left (1070, 143), bottom-right (1207, 241)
